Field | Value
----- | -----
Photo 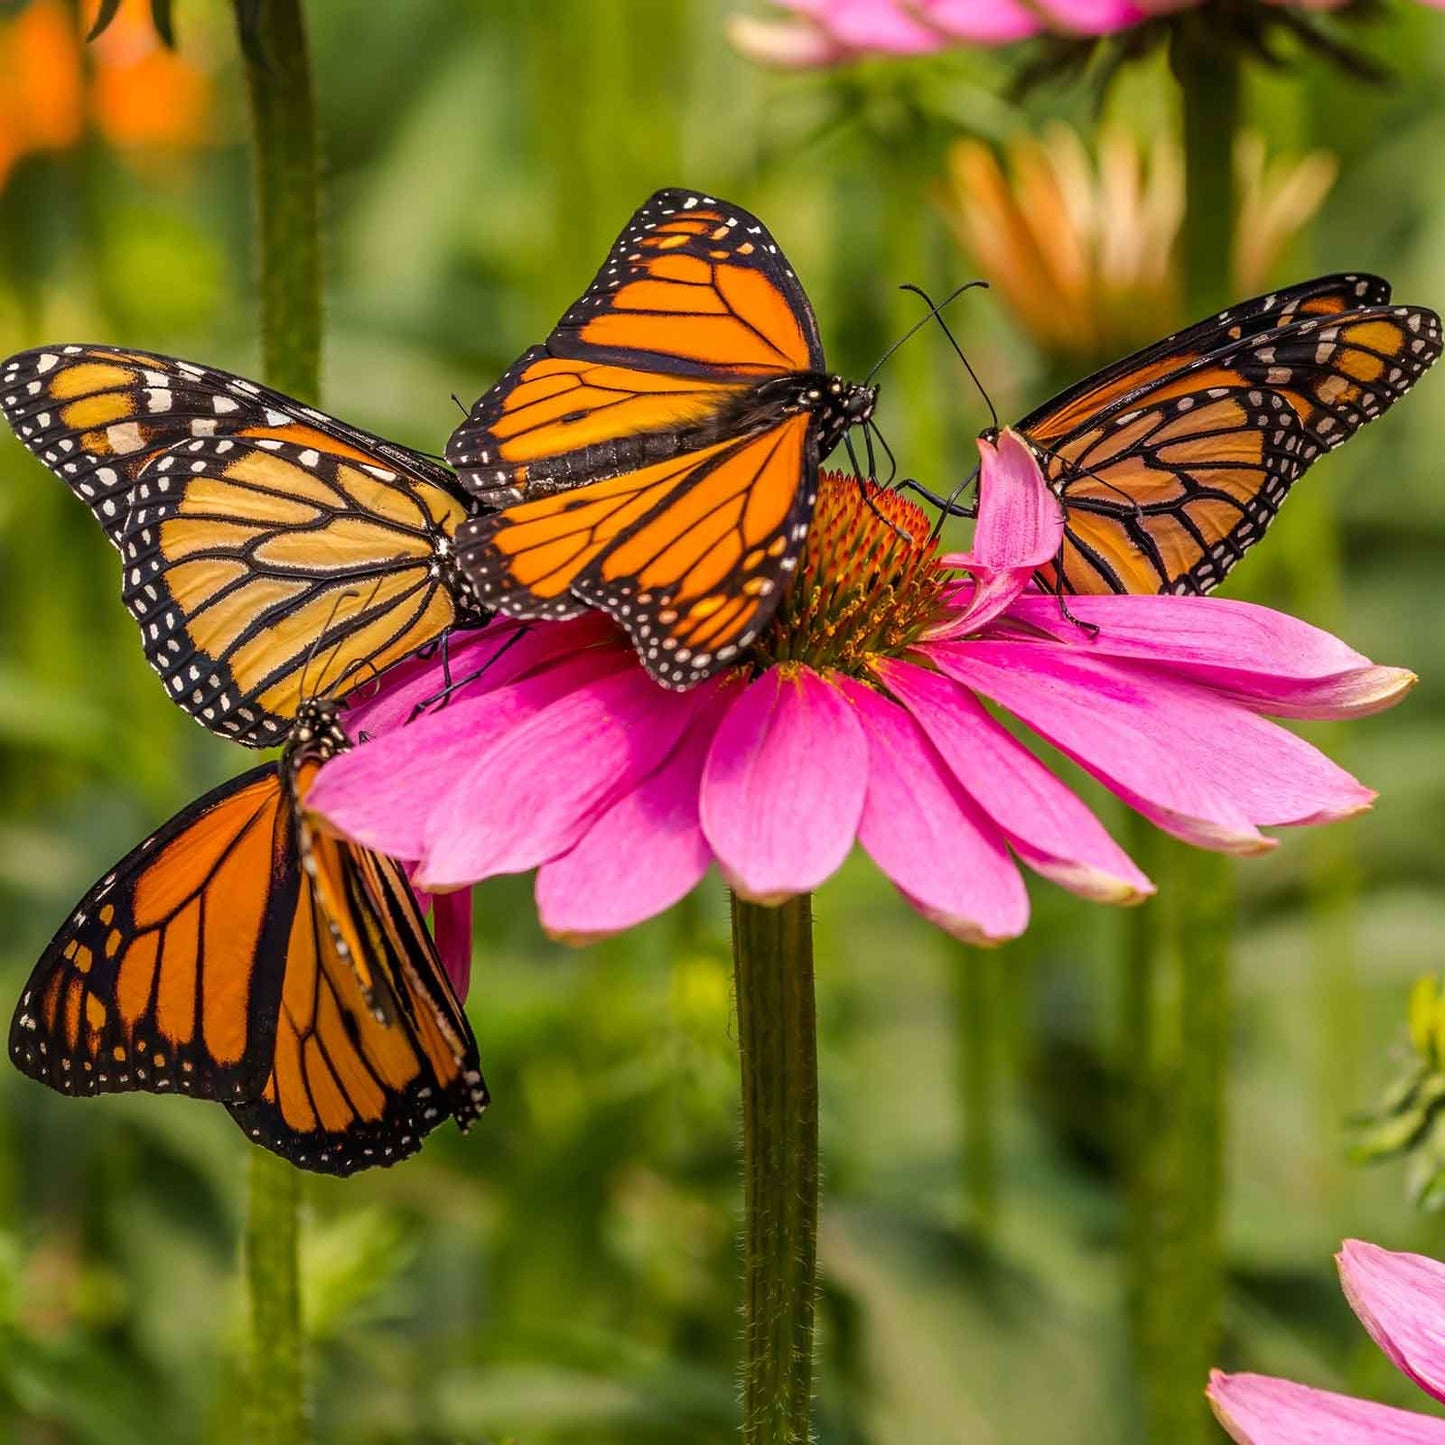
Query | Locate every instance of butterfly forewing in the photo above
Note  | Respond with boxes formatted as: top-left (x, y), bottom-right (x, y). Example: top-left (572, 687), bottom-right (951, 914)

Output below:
top-left (9, 763), bottom-right (294, 1101)
top-left (10, 706), bottom-right (487, 1176)
top-left (1018, 273), bottom-right (1394, 448)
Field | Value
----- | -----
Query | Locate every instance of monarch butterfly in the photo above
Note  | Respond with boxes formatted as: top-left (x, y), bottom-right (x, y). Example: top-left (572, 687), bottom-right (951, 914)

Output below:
top-left (959, 273), bottom-right (1442, 595)
top-left (8, 697), bottom-right (487, 1175)
top-left (0, 346), bottom-right (487, 746)
top-left (449, 188), bottom-right (877, 688)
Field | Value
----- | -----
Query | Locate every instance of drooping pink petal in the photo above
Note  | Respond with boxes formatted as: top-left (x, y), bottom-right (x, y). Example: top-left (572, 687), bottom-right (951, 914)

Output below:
top-left (932, 641), bottom-right (1374, 851)
top-left (535, 687), bottom-right (738, 943)
top-left (431, 888), bottom-right (474, 1001)
top-left (935, 429), bottom-right (1063, 635)
top-left (839, 679), bottom-right (1028, 942)
top-left (876, 657), bottom-right (1152, 902)
top-left (1339, 1241), bottom-right (1445, 1406)
top-left (344, 613), bottom-right (621, 738)
top-left (309, 648), bottom-right (630, 861)
top-left (416, 668), bottom-right (712, 890)
top-left (700, 666), bottom-right (867, 904)
top-left (999, 594), bottom-right (1417, 720)
top-left (1207, 1370), bottom-right (1445, 1444)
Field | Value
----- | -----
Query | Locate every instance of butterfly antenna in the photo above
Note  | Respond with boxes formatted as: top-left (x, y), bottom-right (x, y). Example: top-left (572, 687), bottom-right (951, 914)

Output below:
top-left (900, 282), bottom-right (999, 432)
top-left (312, 575), bottom-right (389, 703)
top-left (864, 279), bottom-right (989, 387)
top-left (451, 393), bottom-right (469, 418)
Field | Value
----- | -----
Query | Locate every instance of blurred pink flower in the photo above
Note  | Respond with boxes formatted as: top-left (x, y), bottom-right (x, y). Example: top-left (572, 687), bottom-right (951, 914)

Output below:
top-left (729, 0), bottom-right (1437, 66)
top-left (308, 432), bottom-right (1409, 948)
top-left (1211, 1240), bottom-right (1445, 1442)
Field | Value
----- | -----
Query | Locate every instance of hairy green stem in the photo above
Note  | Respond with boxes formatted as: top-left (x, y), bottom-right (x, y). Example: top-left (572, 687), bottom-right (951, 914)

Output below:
top-left (732, 893), bottom-right (819, 1445)
top-left (241, 0), bottom-right (323, 404)
top-left (1122, 37), bottom-right (1238, 1444)
top-left (237, 3), bottom-right (321, 1442)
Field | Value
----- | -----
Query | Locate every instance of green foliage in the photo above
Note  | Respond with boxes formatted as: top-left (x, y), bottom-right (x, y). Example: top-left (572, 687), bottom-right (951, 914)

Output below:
top-left (2, 1), bottom-right (1445, 1440)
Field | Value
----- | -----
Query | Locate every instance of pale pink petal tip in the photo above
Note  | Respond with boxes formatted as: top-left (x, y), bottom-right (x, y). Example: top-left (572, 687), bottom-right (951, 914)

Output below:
top-left (1207, 1369), bottom-right (1445, 1444)
top-left (726, 14), bottom-right (843, 65)
top-left (1338, 1240), bottom-right (1445, 1406)
top-left (701, 667), bottom-right (868, 904)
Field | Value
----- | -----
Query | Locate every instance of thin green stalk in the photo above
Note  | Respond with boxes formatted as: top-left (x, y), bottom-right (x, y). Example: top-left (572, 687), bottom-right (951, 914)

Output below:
top-left (236, 3), bottom-right (321, 1442)
top-left (732, 893), bottom-right (819, 1445)
top-left (1121, 33), bottom-right (1238, 1444)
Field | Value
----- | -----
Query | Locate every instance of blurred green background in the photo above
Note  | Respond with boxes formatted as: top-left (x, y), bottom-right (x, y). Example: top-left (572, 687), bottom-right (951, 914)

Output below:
top-left (2, 1), bottom-right (1445, 1440)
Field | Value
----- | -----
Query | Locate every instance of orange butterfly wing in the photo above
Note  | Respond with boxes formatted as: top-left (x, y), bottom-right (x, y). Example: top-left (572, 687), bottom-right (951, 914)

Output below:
top-left (1017, 296), bottom-right (1442, 595)
top-left (11, 721), bottom-right (487, 1175)
top-left (1, 345), bottom-right (481, 746)
top-left (457, 416), bottom-right (815, 684)
top-left (9, 764), bottom-right (295, 1101)
top-left (448, 188), bottom-right (824, 506)
top-left (1018, 273), bottom-right (1394, 450)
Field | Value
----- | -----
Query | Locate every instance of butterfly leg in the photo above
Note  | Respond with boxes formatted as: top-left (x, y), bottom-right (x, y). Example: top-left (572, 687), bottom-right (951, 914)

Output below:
top-left (843, 430), bottom-right (916, 542)
top-left (406, 624), bottom-right (532, 723)
top-left (1039, 563), bottom-right (1100, 639)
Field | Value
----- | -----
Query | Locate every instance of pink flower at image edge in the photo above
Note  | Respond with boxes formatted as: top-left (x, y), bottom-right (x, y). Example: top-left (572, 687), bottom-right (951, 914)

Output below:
top-left (1210, 1241), bottom-right (1445, 1442)
top-left (307, 430), bottom-right (1412, 950)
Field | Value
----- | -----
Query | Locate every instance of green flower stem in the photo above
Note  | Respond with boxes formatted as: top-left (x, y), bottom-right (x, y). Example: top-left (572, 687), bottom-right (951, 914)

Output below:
top-left (244, 1154), bottom-right (306, 1445)
top-left (236, 3), bottom-right (321, 1442)
top-left (1121, 35), bottom-right (1239, 1443)
top-left (732, 892), bottom-right (820, 1445)
top-left (241, 0), bottom-right (323, 405)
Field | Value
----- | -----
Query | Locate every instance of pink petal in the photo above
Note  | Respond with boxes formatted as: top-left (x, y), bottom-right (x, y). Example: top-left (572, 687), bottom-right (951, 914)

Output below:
top-left (535, 687), bottom-right (738, 943)
top-left (417, 668), bottom-right (710, 890)
top-left (936, 430), bottom-right (1063, 635)
top-left (1207, 1370), bottom-right (1445, 1444)
top-left (431, 888), bottom-right (473, 1001)
top-left (999, 594), bottom-right (1416, 720)
top-left (917, 0), bottom-right (1046, 43)
top-left (876, 657), bottom-right (1152, 903)
top-left (1339, 1241), bottom-right (1445, 1406)
top-left (932, 641), bottom-right (1375, 852)
top-left (839, 679), bottom-right (1027, 943)
top-left (1034, 0), bottom-right (1153, 29)
top-left (345, 614), bottom-right (621, 738)
top-left (784, 0), bottom-right (977, 51)
top-left (309, 649), bottom-right (630, 861)
top-left (700, 666), bottom-right (867, 904)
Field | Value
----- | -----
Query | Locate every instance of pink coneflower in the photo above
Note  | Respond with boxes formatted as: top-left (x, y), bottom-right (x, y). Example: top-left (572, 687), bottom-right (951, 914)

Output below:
top-left (308, 431), bottom-right (1410, 947)
top-left (728, 0), bottom-right (1439, 67)
top-left (1210, 1240), bottom-right (1445, 1442)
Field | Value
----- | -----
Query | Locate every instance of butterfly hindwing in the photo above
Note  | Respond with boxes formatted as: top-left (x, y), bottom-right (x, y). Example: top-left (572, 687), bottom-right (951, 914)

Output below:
top-left (457, 415), bottom-right (816, 684)
top-left (1036, 387), bottom-right (1308, 596)
top-left (121, 435), bottom-right (474, 746)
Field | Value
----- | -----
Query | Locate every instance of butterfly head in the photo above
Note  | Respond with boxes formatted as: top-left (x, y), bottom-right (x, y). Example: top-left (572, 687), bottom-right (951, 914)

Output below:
top-left (812, 375), bottom-right (877, 457)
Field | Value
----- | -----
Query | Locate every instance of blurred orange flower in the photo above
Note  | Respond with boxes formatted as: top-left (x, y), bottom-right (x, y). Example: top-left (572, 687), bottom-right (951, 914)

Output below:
top-left (939, 123), bottom-right (1337, 366)
top-left (0, 0), bottom-right (211, 191)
